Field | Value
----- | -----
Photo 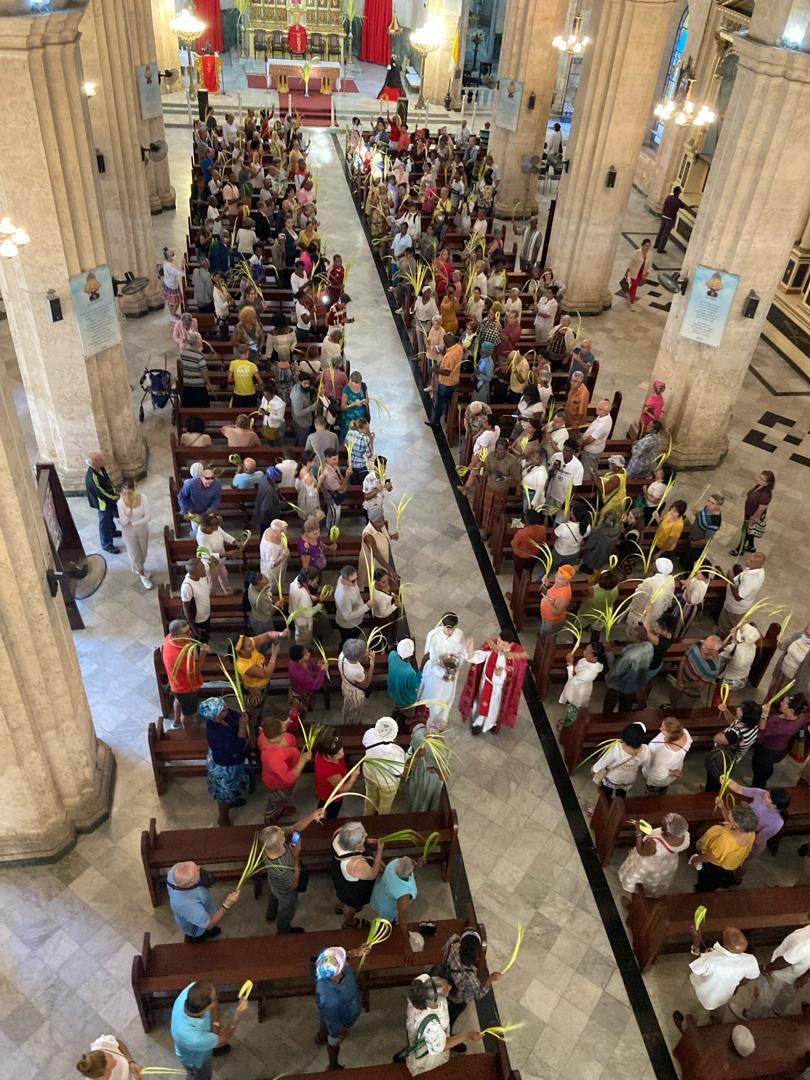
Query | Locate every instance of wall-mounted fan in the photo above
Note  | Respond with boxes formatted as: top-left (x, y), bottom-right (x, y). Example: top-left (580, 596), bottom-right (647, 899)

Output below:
top-left (47, 555), bottom-right (108, 601)
top-left (141, 141), bottom-right (169, 164)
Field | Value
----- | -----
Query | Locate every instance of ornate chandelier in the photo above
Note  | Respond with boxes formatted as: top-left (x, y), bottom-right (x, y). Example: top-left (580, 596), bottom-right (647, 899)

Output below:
top-left (552, 11), bottom-right (590, 55)
top-left (654, 58), bottom-right (716, 128)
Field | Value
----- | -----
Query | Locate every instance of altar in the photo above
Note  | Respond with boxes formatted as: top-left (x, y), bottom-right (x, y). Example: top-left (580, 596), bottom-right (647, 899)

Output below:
top-left (266, 58), bottom-right (342, 94)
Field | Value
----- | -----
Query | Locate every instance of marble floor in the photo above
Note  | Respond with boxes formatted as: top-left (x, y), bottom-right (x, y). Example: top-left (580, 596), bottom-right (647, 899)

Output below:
top-left (0, 109), bottom-right (809, 1080)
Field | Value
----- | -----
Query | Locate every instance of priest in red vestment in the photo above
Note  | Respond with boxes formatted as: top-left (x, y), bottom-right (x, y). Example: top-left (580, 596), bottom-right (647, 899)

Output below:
top-left (459, 631), bottom-right (527, 734)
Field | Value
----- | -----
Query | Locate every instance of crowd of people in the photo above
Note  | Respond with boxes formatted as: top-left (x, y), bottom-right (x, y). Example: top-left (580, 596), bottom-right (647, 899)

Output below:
top-left (73, 105), bottom-right (810, 1079)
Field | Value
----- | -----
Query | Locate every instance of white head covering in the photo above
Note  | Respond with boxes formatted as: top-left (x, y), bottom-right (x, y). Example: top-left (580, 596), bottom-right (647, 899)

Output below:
top-left (737, 623), bottom-right (761, 645)
top-left (373, 716), bottom-right (399, 742)
top-left (190, 462), bottom-right (204, 479)
top-left (654, 557), bottom-right (674, 575)
top-left (397, 639), bottom-right (415, 659)
top-left (270, 519), bottom-right (288, 531)
top-left (608, 454), bottom-right (625, 468)
top-left (731, 1025), bottom-right (756, 1058)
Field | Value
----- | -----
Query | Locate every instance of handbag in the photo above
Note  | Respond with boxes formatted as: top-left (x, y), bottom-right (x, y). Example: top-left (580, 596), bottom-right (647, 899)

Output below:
top-left (704, 746), bottom-right (728, 780)
top-left (745, 513), bottom-right (767, 538)
top-left (295, 864), bottom-right (309, 893)
top-left (619, 276), bottom-right (629, 293)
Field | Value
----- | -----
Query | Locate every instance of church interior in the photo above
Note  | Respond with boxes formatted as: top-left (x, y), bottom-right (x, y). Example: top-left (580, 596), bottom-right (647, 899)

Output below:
top-left (0, 2), bottom-right (809, 1079)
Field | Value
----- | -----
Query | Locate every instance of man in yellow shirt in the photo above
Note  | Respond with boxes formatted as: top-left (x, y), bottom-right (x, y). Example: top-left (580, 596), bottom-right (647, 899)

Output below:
top-left (229, 348), bottom-right (262, 407)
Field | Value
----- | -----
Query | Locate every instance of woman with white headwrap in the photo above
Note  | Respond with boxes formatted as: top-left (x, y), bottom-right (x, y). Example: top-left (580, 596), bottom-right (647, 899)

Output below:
top-left (718, 622), bottom-right (761, 692)
top-left (597, 454), bottom-right (627, 522)
top-left (418, 613), bottom-right (474, 724)
top-left (624, 557), bottom-right (676, 642)
top-left (406, 713), bottom-right (448, 813)
top-left (618, 812), bottom-right (690, 898)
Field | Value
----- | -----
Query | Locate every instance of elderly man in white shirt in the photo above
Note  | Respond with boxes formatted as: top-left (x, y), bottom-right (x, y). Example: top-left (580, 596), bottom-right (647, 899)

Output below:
top-left (750, 924), bottom-right (810, 1017)
top-left (625, 557), bottom-right (677, 641)
top-left (580, 398), bottom-right (614, 482)
top-left (674, 927), bottom-right (759, 1027)
top-left (718, 552), bottom-right (767, 637)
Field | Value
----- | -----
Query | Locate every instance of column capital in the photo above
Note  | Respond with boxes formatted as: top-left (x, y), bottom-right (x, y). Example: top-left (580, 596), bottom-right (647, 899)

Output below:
top-left (0, 2), bottom-right (86, 45)
top-left (734, 29), bottom-right (810, 82)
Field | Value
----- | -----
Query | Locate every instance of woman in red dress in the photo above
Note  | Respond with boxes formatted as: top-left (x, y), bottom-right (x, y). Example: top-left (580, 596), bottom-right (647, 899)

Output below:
top-left (432, 248), bottom-right (453, 298)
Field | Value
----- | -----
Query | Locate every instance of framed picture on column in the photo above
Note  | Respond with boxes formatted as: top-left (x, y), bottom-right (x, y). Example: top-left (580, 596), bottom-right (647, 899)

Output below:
top-left (496, 77), bottom-right (523, 132)
top-left (68, 264), bottom-right (122, 358)
top-left (680, 265), bottom-right (740, 348)
top-left (137, 62), bottom-right (163, 120)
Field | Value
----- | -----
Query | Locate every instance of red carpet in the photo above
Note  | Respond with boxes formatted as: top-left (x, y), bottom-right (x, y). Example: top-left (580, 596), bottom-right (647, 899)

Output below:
top-left (246, 74), bottom-right (359, 93)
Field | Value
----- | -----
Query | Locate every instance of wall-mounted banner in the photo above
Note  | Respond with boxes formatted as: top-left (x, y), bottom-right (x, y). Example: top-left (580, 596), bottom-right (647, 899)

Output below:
top-left (680, 264), bottom-right (740, 348)
top-left (69, 264), bottom-right (121, 358)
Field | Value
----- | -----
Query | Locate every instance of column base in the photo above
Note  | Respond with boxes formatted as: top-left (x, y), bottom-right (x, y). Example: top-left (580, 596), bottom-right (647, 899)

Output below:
top-left (118, 289), bottom-right (165, 317)
top-left (115, 439), bottom-right (149, 482)
top-left (0, 740), bottom-right (116, 866)
top-left (149, 188), bottom-right (176, 214)
top-left (561, 293), bottom-right (614, 315)
top-left (494, 197), bottom-right (537, 219)
top-left (669, 439), bottom-right (730, 470)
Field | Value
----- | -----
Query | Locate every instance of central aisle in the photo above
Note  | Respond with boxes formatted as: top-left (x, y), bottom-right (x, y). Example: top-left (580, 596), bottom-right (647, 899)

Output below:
top-left (308, 131), bottom-right (656, 1080)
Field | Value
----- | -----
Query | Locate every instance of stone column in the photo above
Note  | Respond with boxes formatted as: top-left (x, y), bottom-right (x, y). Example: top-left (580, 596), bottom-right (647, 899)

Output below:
top-left (151, 0), bottom-right (181, 75)
top-left (546, 0), bottom-right (677, 313)
top-left (421, 0), bottom-right (459, 108)
top-left (0, 278), bottom-right (114, 866)
top-left (80, 0), bottom-right (164, 315)
top-left (0, 2), bottom-right (146, 488)
top-left (487, 0), bottom-right (571, 216)
top-left (129, 0), bottom-right (176, 214)
top-left (650, 29), bottom-right (810, 466)
top-left (644, 0), bottom-right (714, 214)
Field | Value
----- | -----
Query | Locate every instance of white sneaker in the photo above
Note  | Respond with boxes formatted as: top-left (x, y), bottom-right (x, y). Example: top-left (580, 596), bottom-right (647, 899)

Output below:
top-left (140, 574), bottom-right (154, 589)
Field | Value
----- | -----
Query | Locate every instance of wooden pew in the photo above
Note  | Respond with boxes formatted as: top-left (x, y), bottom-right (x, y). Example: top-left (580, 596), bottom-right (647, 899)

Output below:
top-left (163, 526), bottom-right (363, 590)
top-left (590, 784), bottom-right (810, 865)
top-left (157, 583), bottom-right (345, 635)
top-left (263, 1049), bottom-right (522, 1080)
top-left (141, 788), bottom-right (458, 905)
top-left (132, 915), bottom-right (477, 1031)
top-left (446, 387), bottom-right (622, 447)
top-left (562, 706), bottom-right (718, 774)
top-left (169, 437), bottom-right (350, 474)
top-left (532, 620), bottom-right (779, 697)
top-left (146, 708), bottom-right (404, 795)
top-left (674, 1014), bottom-right (810, 1080)
top-left (625, 884), bottom-right (810, 972)
top-left (489, 515), bottom-right (690, 577)
top-left (152, 647), bottom-right (394, 720)
top-left (513, 567), bottom-right (729, 635)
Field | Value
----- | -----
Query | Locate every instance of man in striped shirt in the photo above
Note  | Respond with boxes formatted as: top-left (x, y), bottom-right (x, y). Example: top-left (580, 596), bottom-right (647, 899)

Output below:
top-left (683, 494), bottom-right (724, 571)
top-left (672, 636), bottom-right (722, 708)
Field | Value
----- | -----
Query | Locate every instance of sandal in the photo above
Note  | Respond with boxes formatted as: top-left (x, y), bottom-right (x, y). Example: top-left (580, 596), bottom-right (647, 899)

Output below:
top-left (342, 918), bottom-right (370, 929)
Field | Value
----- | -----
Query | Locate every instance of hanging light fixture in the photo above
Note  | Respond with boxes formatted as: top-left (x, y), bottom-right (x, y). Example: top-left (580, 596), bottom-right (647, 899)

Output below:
top-left (654, 57), bottom-right (716, 128)
top-left (552, 9), bottom-right (591, 55)
top-left (0, 217), bottom-right (30, 258)
top-left (387, 14), bottom-right (402, 36)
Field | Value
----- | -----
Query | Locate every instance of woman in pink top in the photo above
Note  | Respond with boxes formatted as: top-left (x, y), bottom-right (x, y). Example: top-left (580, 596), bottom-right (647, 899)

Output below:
top-left (640, 380), bottom-right (666, 432)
